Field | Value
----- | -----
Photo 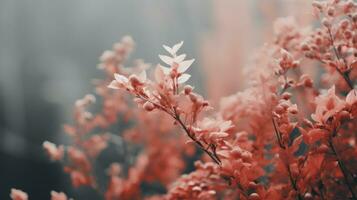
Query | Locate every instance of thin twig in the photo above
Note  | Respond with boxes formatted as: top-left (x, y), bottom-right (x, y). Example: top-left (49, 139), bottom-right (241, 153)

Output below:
top-left (174, 111), bottom-right (221, 165)
top-left (272, 117), bottom-right (285, 149)
top-left (327, 28), bottom-right (354, 89)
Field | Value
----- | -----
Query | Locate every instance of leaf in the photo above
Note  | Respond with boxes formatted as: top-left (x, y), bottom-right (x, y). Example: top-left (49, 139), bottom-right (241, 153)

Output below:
top-left (350, 60), bottom-right (357, 69)
top-left (158, 55), bottom-right (173, 65)
top-left (172, 41), bottom-right (184, 55)
top-left (108, 80), bottom-right (120, 89)
top-left (114, 73), bottom-right (128, 84)
top-left (159, 64), bottom-right (171, 75)
top-left (155, 65), bottom-right (165, 82)
top-left (178, 59), bottom-right (195, 73)
top-left (307, 129), bottom-right (328, 144)
top-left (163, 45), bottom-right (174, 55)
top-left (174, 54), bottom-right (186, 63)
top-left (210, 132), bottom-right (229, 138)
top-left (177, 74), bottom-right (191, 84)
top-left (346, 89), bottom-right (357, 105)
top-left (138, 70), bottom-right (147, 82)
top-left (219, 120), bottom-right (233, 132)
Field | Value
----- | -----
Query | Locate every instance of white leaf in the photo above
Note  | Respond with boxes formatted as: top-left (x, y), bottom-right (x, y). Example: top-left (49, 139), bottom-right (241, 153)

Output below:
top-left (209, 132), bottom-right (229, 140)
top-left (158, 55), bottom-right (173, 65)
top-left (163, 45), bottom-right (174, 55)
top-left (138, 70), bottom-right (147, 82)
top-left (174, 54), bottom-right (186, 63)
top-left (177, 74), bottom-right (191, 84)
top-left (178, 59), bottom-right (195, 73)
top-left (155, 65), bottom-right (165, 82)
top-left (108, 80), bottom-right (120, 89)
top-left (159, 64), bottom-right (171, 75)
top-left (220, 120), bottom-right (233, 132)
top-left (172, 41), bottom-right (184, 55)
top-left (114, 73), bottom-right (128, 84)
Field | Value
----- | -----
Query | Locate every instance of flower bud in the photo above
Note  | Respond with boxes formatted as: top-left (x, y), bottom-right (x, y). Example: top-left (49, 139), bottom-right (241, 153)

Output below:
top-left (312, 1), bottom-right (323, 10)
top-left (248, 193), bottom-right (260, 200)
top-left (304, 193), bottom-right (313, 200)
top-left (248, 181), bottom-right (258, 189)
top-left (189, 93), bottom-right (198, 102)
top-left (282, 92), bottom-right (292, 100)
top-left (184, 85), bottom-right (193, 95)
top-left (143, 101), bottom-right (155, 111)
top-left (344, 30), bottom-right (352, 39)
top-left (231, 148), bottom-right (242, 158)
top-left (84, 94), bottom-right (96, 104)
top-left (292, 60), bottom-right (300, 68)
top-left (352, 13), bottom-right (357, 22)
top-left (100, 50), bottom-right (116, 63)
top-left (340, 19), bottom-right (349, 29)
top-left (327, 7), bottom-right (335, 16)
top-left (170, 70), bottom-right (176, 79)
top-left (301, 43), bottom-right (310, 51)
top-left (129, 74), bottom-right (141, 87)
top-left (288, 106), bottom-right (298, 114)
top-left (322, 18), bottom-right (331, 28)
top-left (121, 35), bottom-right (134, 47)
top-left (339, 110), bottom-right (350, 121)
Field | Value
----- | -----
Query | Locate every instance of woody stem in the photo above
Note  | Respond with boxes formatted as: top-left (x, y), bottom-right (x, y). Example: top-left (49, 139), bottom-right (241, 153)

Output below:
top-left (272, 117), bottom-right (302, 200)
top-left (328, 137), bottom-right (357, 200)
top-left (173, 110), bottom-right (221, 165)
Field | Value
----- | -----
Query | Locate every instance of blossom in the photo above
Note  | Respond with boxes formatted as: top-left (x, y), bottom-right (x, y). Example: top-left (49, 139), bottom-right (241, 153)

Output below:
top-left (10, 189), bottom-right (28, 200)
top-left (43, 141), bottom-right (64, 161)
top-left (51, 191), bottom-right (68, 200)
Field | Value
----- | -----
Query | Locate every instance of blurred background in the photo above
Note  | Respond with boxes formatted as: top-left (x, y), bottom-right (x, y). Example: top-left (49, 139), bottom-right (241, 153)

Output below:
top-left (0, 1), bottom-right (312, 199)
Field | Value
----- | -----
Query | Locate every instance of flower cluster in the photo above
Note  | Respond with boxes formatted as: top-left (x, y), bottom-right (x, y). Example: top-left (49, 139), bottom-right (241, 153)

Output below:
top-left (108, 41), bottom-right (232, 165)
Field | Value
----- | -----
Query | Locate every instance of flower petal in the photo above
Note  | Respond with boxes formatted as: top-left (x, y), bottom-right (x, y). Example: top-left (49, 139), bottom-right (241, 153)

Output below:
top-left (159, 55), bottom-right (173, 65)
top-left (178, 59), bottom-right (195, 73)
top-left (177, 74), bottom-right (191, 84)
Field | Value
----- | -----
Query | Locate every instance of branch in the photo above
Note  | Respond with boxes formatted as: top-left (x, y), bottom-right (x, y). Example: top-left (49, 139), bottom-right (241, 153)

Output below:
top-left (328, 137), bottom-right (357, 200)
top-left (327, 28), bottom-right (354, 90)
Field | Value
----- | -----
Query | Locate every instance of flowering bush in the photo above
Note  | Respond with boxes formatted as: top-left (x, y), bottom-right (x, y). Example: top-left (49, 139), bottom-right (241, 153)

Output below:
top-left (10, 0), bottom-right (357, 199)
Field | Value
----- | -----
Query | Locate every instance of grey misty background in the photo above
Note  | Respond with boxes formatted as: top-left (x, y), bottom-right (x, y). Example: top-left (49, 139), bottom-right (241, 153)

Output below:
top-left (0, 1), bottom-right (299, 199)
top-left (0, 1), bottom-right (211, 199)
